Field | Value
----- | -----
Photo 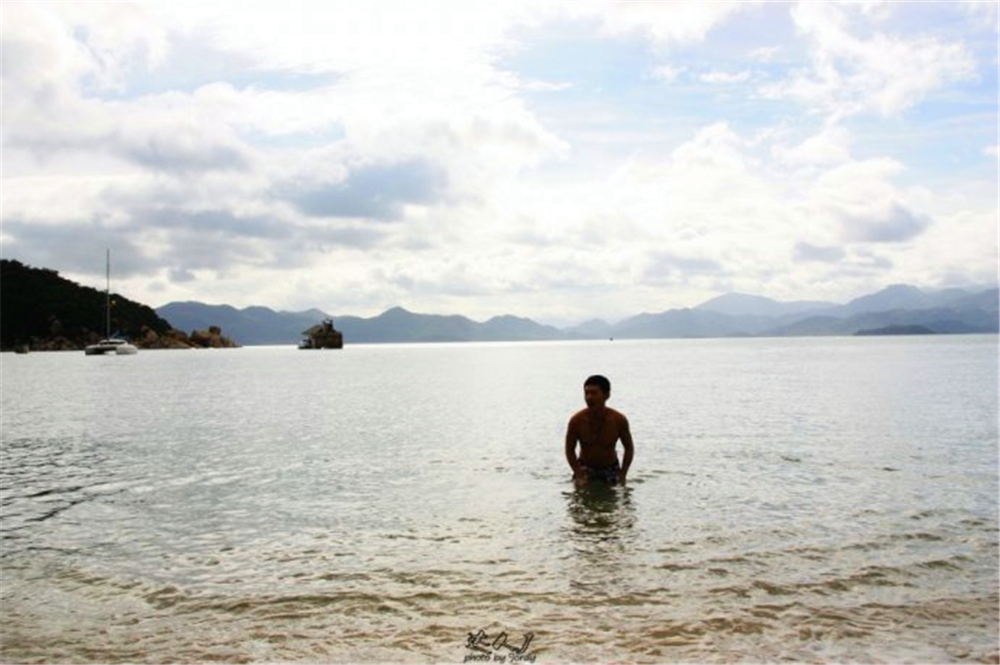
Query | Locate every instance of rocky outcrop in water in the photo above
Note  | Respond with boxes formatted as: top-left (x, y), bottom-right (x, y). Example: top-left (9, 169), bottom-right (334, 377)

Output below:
top-left (137, 325), bottom-right (238, 349)
top-left (189, 326), bottom-right (239, 348)
top-left (300, 319), bottom-right (343, 349)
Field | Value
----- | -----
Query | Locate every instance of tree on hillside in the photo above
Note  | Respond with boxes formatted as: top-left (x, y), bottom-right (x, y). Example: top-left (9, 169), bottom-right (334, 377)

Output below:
top-left (1, 259), bottom-right (173, 350)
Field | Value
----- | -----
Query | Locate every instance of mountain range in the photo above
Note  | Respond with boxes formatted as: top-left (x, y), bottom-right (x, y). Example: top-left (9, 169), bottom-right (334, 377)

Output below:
top-left (157, 284), bottom-right (999, 345)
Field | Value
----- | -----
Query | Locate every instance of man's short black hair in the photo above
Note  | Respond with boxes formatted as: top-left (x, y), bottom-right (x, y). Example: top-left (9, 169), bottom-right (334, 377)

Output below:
top-left (584, 374), bottom-right (611, 395)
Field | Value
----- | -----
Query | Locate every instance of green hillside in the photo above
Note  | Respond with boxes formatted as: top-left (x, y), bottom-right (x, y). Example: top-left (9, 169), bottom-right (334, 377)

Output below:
top-left (1, 259), bottom-right (173, 351)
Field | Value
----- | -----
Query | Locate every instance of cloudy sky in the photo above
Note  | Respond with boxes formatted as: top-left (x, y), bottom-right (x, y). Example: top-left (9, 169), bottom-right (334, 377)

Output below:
top-left (3, 1), bottom-right (997, 325)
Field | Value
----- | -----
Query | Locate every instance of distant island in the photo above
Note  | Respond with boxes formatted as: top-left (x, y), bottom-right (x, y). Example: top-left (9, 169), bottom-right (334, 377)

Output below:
top-left (3, 257), bottom-right (997, 350)
top-left (0, 259), bottom-right (238, 351)
top-left (855, 324), bottom-right (936, 336)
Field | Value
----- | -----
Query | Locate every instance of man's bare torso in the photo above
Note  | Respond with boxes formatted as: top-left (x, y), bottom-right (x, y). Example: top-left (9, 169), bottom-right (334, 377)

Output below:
top-left (567, 407), bottom-right (629, 468)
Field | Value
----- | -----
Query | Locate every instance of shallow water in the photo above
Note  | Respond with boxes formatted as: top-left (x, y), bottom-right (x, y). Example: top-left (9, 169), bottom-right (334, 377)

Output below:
top-left (1, 336), bottom-right (997, 663)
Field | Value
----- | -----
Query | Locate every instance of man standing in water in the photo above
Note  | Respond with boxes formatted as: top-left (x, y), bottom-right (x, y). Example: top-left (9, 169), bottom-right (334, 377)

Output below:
top-left (565, 375), bottom-right (634, 486)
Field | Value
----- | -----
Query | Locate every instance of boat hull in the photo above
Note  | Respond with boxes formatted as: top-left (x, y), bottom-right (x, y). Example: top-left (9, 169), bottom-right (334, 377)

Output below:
top-left (85, 340), bottom-right (138, 355)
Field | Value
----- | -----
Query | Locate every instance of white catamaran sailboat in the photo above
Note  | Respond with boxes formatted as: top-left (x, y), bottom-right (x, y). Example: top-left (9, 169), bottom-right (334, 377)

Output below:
top-left (84, 250), bottom-right (138, 356)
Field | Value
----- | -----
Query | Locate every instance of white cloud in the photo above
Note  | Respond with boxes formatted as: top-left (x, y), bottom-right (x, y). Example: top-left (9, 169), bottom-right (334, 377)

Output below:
top-left (806, 157), bottom-right (931, 244)
top-left (772, 124), bottom-right (853, 167)
top-left (793, 242), bottom-right (846, 263)
top-left (163, 1), bottom-right (520, 77)
top-left (959, 0), bottom-right (1000, 29)
top-left (1, 3), bottom-right (168, 95)
top-left (1, 1), bottom-right (995, 323)
top-left (762, 2), bottom-right (977, 119)
top-left (699, 70), bottom-right (753, 85)
top-left (595, 1), bottom-right (750, 46)
top-left (649, 64), bottom-right (684, 83)
top-left (749, 45), bottom-right (781, 63)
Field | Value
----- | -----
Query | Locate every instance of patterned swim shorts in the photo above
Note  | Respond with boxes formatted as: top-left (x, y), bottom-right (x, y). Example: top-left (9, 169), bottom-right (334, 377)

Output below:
top-left (581, 460), bottom-right (621, 484)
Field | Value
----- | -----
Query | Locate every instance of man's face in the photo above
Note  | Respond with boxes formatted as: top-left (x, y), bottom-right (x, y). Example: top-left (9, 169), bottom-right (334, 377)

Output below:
top-left (584, 384), bottom-right (608, 410)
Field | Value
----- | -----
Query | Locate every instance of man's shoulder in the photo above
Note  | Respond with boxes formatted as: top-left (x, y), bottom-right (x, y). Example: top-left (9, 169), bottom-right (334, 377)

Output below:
top-left (569, 407), bottom-right (628, 423)
top-left (607, 407), bottom-right (629, 423)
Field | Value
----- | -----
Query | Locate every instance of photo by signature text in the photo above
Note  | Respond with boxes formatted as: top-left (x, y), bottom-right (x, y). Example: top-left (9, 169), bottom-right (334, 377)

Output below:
top-left (464, 629), bottom-right (536, 663)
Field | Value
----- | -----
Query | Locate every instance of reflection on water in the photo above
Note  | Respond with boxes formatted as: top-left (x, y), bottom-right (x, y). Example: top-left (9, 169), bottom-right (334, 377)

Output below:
top-left (564, 483), bottom-right (636, 546)
top-left (562, 483), bottom-right (638, 597)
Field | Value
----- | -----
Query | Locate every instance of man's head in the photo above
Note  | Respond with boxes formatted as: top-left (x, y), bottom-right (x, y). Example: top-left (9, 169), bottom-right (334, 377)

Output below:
top-left (584, 374), bottom-right (611, 410)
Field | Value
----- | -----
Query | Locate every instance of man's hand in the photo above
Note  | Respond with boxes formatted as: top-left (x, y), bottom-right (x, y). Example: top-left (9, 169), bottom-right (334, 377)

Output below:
top-left (617, 469), bottom-right (627, 485)
top-left (573, 469), bottom-right (590, 487)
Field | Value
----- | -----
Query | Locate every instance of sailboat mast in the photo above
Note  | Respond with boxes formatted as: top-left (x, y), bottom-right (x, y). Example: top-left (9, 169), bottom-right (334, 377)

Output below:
top-left (105, 248), bottom-right (111, 339)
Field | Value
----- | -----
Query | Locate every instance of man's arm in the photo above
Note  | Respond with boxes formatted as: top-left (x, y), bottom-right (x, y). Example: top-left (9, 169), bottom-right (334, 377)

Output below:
top-left (565, 420), bottom-right (588, 485)
top-left (565, 421), bottom-right (581, 474)
top-left (619, 416), bottom-right (634, 483)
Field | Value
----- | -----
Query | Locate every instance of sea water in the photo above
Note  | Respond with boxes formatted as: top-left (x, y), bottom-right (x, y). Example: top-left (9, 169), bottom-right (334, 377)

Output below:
top-left (1, 336), bottom-right (997, 663)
